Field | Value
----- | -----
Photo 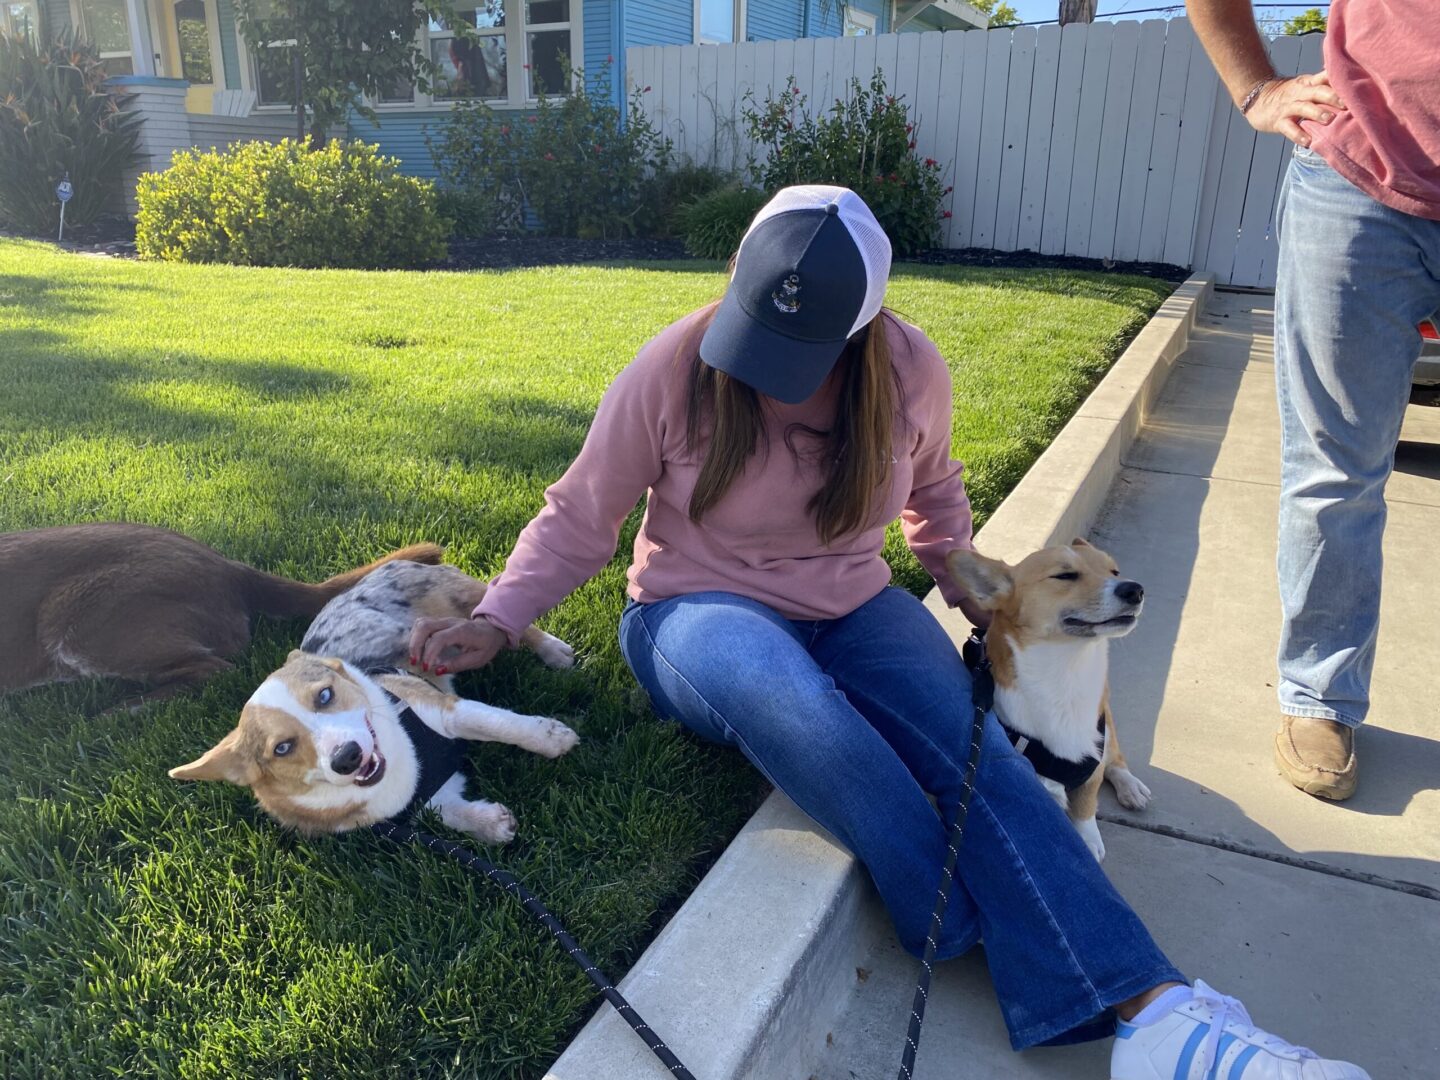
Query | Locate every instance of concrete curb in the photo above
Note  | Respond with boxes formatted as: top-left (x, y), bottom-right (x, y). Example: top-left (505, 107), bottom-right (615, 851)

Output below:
top-left (544, 273), bottom-right (1216, 1080)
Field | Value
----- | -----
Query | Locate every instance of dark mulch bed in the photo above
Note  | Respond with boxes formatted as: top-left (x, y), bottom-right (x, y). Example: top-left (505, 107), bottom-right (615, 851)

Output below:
top-left (2, 216), bottom-right (137, 258)
top-left (4, 219), bottom-right (1190, 281)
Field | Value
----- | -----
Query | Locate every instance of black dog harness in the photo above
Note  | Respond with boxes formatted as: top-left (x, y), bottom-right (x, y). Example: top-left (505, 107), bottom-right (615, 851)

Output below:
top-left (1000, 714), bottom-right (1106, 792)
top-left (367, 668), bottom-right (467, 815)
top-left (960, 632), bottom-right (1104, 793)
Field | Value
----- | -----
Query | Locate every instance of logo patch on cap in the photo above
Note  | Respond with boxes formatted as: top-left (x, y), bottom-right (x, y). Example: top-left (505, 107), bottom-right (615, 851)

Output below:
top-left (771, 273), bottom-right (801, 314)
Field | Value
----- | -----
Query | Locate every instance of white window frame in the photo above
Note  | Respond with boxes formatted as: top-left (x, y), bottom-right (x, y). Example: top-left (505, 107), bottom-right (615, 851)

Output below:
top-left (240, 4), bottom-right (582, 113)
top-left (240, 31), bottom-right (298, 107)
top-left (694, 0), bottom-right (745, 45)
top-left (843, 5), bottom-right (877, 35)
top-left (70, 0), bottom-right (143, 74)
top-left (2, 0), bottom-right (43, 41)
top-left (424, 2), bottom-right (583, 108)
top-left (427, 8), bottom-right (508, 104)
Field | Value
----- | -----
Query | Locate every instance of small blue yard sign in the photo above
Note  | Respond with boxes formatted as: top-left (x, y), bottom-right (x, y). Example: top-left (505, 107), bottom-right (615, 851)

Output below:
top-left (56, 172), bottom-right (73, 242)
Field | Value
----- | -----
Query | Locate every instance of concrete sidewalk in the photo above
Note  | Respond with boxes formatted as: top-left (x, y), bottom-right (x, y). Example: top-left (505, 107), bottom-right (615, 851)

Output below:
top-left (811, 291), bottom-right (1440, 1079)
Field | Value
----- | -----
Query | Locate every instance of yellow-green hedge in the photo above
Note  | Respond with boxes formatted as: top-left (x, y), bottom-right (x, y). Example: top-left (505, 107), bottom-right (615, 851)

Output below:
top-left (136, 139), bottom-right (448, 269)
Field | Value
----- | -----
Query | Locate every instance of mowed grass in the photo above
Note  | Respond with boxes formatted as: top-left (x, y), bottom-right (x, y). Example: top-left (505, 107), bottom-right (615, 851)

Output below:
top-left (0, 238), bottom-right (1172, 1078)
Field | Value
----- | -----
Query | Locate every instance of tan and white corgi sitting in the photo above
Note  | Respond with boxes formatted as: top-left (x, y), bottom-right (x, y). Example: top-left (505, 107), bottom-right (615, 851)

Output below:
top-left (946, 539), bottom-right (1151, 862)
top-left (169, 560), bottom-right (578, 841)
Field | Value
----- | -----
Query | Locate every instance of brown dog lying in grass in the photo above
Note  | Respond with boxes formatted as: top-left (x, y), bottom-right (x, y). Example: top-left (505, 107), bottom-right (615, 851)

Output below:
top-left (0, 522), bottom-right (440, 700)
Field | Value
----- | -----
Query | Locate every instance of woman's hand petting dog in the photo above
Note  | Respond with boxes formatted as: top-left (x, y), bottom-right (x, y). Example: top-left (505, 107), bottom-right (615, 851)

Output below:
top-left (409, 616), bottom-right (509, 674)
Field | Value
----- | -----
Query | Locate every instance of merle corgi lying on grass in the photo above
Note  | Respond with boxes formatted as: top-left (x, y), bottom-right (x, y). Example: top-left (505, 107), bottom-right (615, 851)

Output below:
top-left (947, 539), bottom-right (1151, 862)
top-left (170, 560), bottom-right (578, 841)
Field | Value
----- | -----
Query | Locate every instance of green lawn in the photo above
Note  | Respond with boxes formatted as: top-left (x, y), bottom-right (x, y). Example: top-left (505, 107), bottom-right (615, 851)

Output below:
top-left (0, 238), bottom-right (1173, 1078)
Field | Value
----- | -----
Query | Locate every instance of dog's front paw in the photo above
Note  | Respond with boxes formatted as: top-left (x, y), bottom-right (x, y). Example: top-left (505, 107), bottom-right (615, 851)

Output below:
top-left (1075, 817), bottom-right (1106, 862)
top-left (1107, 766), bottom-right (1152, 810)
top-left (535, 718), bottom-right (580, 758)
top-left (456, 800), bottom-right (518, 844)
top-left (535, 634), bottom-right (576, 670)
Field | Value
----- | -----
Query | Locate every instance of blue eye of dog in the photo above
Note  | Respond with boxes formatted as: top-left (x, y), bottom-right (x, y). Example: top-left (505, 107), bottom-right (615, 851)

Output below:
top-left (316, 687), bottom-right (333, 707)
top-left (274, 741), bottom-right (294, 757)
top-left (1053, 571), bottom-right (1080, 581)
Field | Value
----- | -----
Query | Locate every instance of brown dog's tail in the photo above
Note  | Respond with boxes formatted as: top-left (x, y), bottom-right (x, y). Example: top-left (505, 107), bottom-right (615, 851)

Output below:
top-left (241, 543), bottom-right (445, 619)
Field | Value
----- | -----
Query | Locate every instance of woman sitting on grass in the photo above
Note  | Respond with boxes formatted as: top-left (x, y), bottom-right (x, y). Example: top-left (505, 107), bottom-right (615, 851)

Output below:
top-left (411, 186), bottom-right (1366, 1079)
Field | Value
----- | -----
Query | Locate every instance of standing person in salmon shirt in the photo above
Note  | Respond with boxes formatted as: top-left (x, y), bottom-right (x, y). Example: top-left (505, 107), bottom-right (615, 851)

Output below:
top-left (411, 185), bottom-right (1369, 1078)
top-left (1189, 0), bottom-right (1440, 800)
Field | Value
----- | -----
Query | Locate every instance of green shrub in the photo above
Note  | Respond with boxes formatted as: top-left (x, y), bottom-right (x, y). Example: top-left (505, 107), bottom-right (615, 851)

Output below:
top-left (435, 185), bottom-right (500, 239)
top-left (653, 161), bottom-right (732, 239)
top-left (0, 32), bottom-right (140, 233)
top-left (676, 185), bottom-right (767, 260)
top-left (432, 62), bottom-right (673, 239)
top-left (742, 71), bottom-right (950, 256)
top-left (136, 139), bottom-right (448, 268)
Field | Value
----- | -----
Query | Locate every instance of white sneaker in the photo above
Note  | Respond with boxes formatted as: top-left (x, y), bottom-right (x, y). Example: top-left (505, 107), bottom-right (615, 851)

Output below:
top-left (1110, 980), bottom-right (1370, 1080)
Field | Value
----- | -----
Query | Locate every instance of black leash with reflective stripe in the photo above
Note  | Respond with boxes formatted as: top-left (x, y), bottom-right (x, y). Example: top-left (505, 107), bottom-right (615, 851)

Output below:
top-left (897, 628), bottom-right (992, 1080)
top-left (371, 819), bottom-right (696, 1079)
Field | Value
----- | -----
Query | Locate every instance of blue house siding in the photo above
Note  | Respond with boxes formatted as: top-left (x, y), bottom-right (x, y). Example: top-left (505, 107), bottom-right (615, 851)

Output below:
top-left (801, 0), bottom-right (843, 37)
top-left (624, 0), bottom-right (692, 46)
top-left (583, 0), bottom-right (614, 93)
top-left (215, 0), bottom-right (242, 90)
top-left (347, 112), bottom-right (450, 180)
top-left (746, 0), bottom-right (803, 42)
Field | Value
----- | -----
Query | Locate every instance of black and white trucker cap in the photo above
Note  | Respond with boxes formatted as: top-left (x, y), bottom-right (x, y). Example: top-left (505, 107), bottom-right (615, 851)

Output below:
top-left (698, 185), bottom-right (892, 405)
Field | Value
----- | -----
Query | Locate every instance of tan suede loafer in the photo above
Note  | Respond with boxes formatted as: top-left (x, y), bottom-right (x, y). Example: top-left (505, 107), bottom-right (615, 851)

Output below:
top-left (1274, 716), bottom-right (1357, 801)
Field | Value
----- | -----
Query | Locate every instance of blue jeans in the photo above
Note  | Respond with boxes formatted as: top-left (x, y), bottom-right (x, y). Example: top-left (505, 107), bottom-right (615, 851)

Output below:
top-left (619, 587), bottom-right (1184, 1050)
top-left (1275, 147), bottom-right (1440, 725)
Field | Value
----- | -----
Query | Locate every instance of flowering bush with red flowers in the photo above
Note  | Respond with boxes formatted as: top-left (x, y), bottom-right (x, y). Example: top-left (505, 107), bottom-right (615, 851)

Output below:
top-left (741, 70), bottom-right (947, 255)
top-left (431, 59), bottom-right (673, 238)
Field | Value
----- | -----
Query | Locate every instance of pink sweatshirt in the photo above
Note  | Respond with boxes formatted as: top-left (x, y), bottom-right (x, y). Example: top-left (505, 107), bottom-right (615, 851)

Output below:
top-left (474, 310), bottom-right (973, 641)
top-left (1306, 0), bottom-right (1440, 222)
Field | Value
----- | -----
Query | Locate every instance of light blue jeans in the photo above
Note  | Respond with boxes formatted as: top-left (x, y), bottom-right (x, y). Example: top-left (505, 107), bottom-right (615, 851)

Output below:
top-left (1275, 147), bottom-right (1440, 725)
top-left (619, 587), bottom-right (1184, 1050)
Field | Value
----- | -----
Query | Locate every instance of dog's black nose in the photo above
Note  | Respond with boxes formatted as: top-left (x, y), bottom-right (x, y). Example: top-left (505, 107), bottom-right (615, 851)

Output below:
top-left (1115, 580), bottom-right (1144, 606)
top-left (331, 741), bottom-right (363, 775)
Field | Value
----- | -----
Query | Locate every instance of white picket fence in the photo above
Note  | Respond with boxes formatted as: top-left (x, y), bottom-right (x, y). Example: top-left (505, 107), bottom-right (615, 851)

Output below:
top-left (626, 19), bottom-right (1325, 287)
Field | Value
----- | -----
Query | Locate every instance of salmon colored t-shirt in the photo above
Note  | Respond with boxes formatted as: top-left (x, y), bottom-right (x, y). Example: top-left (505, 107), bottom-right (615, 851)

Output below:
top-left (1305, 0), bottom-right (1440, 221)
top-left (474, 310), bottom-right (973, 641)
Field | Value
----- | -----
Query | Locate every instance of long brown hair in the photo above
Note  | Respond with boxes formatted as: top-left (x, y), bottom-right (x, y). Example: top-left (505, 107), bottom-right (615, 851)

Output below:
top-left (680, 305), bottom-right (900, 546)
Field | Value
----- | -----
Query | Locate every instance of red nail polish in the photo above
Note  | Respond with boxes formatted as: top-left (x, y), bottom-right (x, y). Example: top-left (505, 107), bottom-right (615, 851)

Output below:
top-left (409, 656), bottom-right (417, 666)
top-left (437, 667), bottom-right (448, 676)
top-left (422, 662), bottom-right (429, 671)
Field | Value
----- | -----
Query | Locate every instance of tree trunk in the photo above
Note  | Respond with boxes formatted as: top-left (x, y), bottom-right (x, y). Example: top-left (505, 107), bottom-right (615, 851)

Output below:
top-left (292, 45), bottom-right (305, 142)
top-left (1059, 0), bottom-right (1097, 24)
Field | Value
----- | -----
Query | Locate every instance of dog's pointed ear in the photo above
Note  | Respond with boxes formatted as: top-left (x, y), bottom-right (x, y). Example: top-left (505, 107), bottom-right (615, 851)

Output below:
top-left (1070, 537), bottom-right (1092, 549)
top-left (169, 729), bottom-right (258, 786)
top-left (286, 649), bottom-right (305, 662)
top-left (946, 548), bottom-right (1014, 609)
top-left (316, 657), bottom-right (347, 674)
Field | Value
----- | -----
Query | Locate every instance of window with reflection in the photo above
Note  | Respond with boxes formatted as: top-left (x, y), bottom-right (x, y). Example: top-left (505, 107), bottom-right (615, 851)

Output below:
top-left (430, 2), bottom-right (507, 100)
top-left (78, 0), bottom-right (134, 75)
top-left (174, 0), bottom-right (214, 84)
